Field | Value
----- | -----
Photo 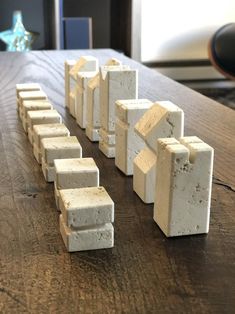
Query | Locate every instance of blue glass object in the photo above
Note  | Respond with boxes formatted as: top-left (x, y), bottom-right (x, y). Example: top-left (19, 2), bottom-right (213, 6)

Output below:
top-left (0, 11), bottom-right (37, 51)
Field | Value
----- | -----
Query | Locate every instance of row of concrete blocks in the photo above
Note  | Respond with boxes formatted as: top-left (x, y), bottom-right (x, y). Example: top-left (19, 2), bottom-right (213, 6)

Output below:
top-left (65, 56), bottom-right (214, 237)
top-left (16, 83), bottom-right (115, 251)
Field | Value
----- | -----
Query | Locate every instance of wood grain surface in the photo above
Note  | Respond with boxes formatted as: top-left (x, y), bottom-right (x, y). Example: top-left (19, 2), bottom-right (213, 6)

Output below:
top-left (0, 49), bottom-right (234, 314)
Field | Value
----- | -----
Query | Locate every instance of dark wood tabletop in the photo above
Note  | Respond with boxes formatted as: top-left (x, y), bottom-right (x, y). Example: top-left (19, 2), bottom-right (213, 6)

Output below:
top-left (0, 49), bottom-right (234, 314)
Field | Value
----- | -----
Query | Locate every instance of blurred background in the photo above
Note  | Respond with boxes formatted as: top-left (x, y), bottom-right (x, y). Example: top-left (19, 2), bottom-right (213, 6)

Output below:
top-left (1, 0), bottom-right (235, 108)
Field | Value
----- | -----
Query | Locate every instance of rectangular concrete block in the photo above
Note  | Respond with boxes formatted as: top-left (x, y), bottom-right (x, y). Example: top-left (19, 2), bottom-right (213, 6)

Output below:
top-left (59, 186), bottom-right (114, 228)
top-left (65, 60), bottom-right (76, 108)
top-left (115, 99), bottom-right (153, 175)
top-left (100, 65), bottom-right (138, 132)
top-left (68, 56), bottom-right (98, 115)
top-left (86, 73), bottom-right (100, 141)
top-left (133, 101), bottom-right (185, 203)
top-left (99, 65), bottom-right (138, 158)
top-left (69, 89), bottom-right (76, 117)
top-left (16, 83), bottom-right (41, 98)
top-left (33, 123), bottom-right (70, 149)
top-left (54, 157), bottom-right (99, 189)
top-left (22, 99), bottom-right (52, 119)
top-left (19, 90), bottom-right (47, 113)
top-left (60, 215), bottom-right (114, 252)
top-left (41, 136), bottom-right (82, 166)
top-left (22, 100), bottom-right (53, 132)
top-left (27, 109), bottom-right (62, 131)
top-left (75, 71), bottom-right (97, 129)
top-left (16, 83), bottom-right (41, 111)
top-left (133, 147), bottom-right (157, 203)
top-left (154, 136), bottom-right (214, 237)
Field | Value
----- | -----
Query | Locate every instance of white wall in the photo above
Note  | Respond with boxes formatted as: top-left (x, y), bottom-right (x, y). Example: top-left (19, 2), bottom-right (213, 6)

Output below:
top-left (141, 0), bottom-right (235, 62)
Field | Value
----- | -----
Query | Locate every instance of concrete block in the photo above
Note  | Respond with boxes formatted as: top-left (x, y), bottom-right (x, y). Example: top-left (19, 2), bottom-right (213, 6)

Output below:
top-left (133, 147), bottom-right (157, 203)
top-left (69, 89), bottom-right (76, 117)
top-left (60, 215), bottom-right (114, 252)
top-left (41, 136), bottom-right (82, 166)
top-left (133, 101), bottom-right (184, 203)
top-left (99, 65), bottom-right (138, 158)
top-left (16, 83), bottom-right (41, 111)
top-left (33, 123), bottom-right (70, 149)
top-left (18, 90), bottom-right (47, 114)
top-left (54, 157), bottom-right (99, 190)
top-left (59, 186), bottom-right (114, 228)
top-left (86, 73), bottom-right (100, 141)
top-left (27, 109), bottom-right (62, 131)
top-left (85, 58), bottom-right (122, 142)
top-left (75, 71), bottom-right (97, 129)
top-left (16, 83), bottom-right (41, 98)
top-left (65, 60), bottom-right (76, 108)
top-left (154, 136), bottom-right (214, 237)
top-left (115, 99), bottom-right (153, 175)
top-left (22, 99), bottom-right (52, 120)
top-left (68, 56), bottom-right (98, 114)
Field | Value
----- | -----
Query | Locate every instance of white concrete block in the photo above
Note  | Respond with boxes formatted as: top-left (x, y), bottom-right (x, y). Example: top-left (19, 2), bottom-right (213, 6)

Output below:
top-left (85, 58), bottom-right (122, 142)
top-left (16, 83), bottom-right (41, 111)
top-left (135, 101), bottom-right (184, 153)
top-left (33, 123), bottom-right (70, 149)
top-left (133, 101), bottom-right (184, 203)
top-left (22, 99), bottom-right (52, 120)
top-left (54, 157), bottom-right (99, 190)
top-left (41, 136), bottom-right (82, 166)
top-left (75, 71), bottom-right (97, 129)
top-left (18, 90), bottom-right (47, 114)
top-left (69, 89), bottom-right (76, 117)
top-left (86, 73), bottom-right (100, 141)
top-left (133, 147), bottom-right (157, 203)
top-left (27, 109), bottom-right (62, 131)
top-left (68, 56), bottom-right (98, 115)
top-left (41, 157), bottom-right (55, 182)
top-left (65, 60), bottom-right (76, 108)
top-left (154, 137), bottom-right (214, 237)
top-left (115, 99), bottom-right (153, 175)
top-left (59, 186), bottom-right (114, 228)
top-left (16, 83), bottom-right (41, 98)
top-left (99, 65), bottom-right (138, 158)
top-left (60, 215), bottom-right (114, 252)
top-left (99, 65), bottom-right (138, 132)
top-left (22, 100), bottom-right (53, 132)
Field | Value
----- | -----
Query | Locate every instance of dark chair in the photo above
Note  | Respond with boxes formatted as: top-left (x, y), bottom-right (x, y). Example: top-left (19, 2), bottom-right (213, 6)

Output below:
top-left (208, 23), bottom-right (235, 80)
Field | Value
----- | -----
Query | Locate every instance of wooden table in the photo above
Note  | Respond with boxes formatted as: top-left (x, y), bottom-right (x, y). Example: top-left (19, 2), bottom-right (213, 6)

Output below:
top-left (0, 50), bottom-right (234, 314)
